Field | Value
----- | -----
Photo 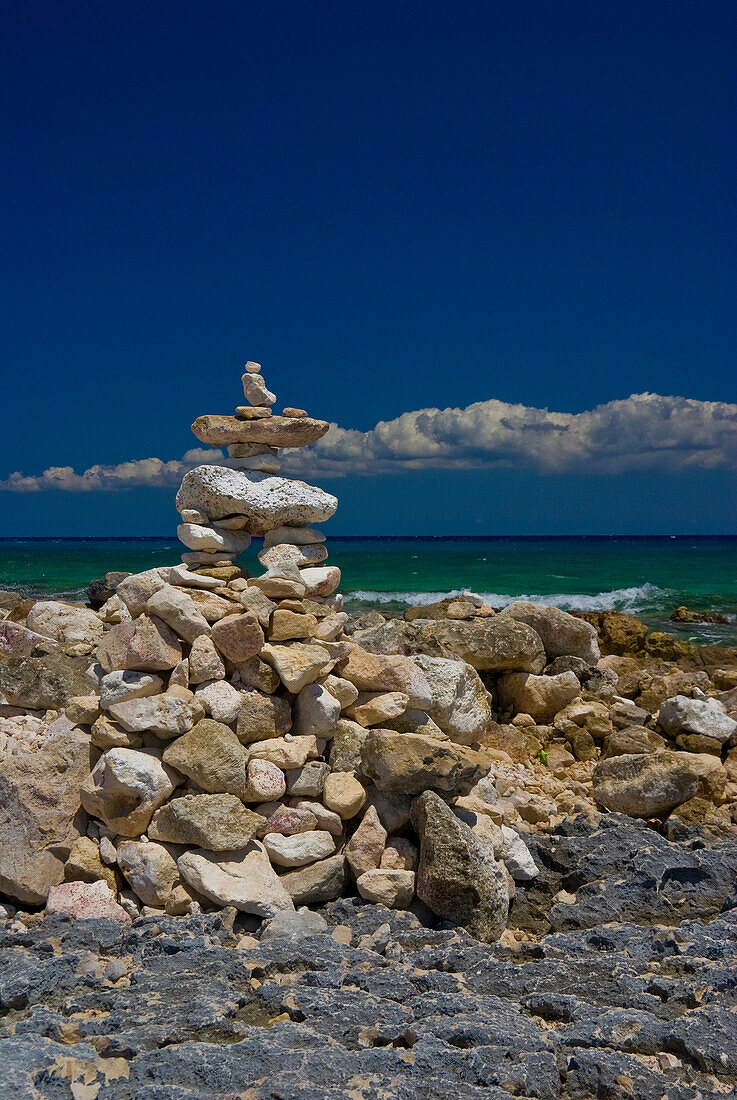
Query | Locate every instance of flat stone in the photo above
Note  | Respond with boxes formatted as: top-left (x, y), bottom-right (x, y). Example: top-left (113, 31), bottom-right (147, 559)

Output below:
top-left (340, 645), bottom-right (432, 709)
top-left (263, 525), bottom-right (327, 548)
top-left (177, 842), bottom-right (295, 917)
top-left (108, 695), bottom-right (195, 737)
top-left (262, 829), bottom-right (336, 867)
top-left (99, 670), bottom-right (164, 710)
top-left (346, 690), bottom-right (409, 728)
top-left (177, 523), bottom-right (252, 555)
top-left (163, 719), bottom-right (247, 795)
top-left (190, 415), bottom-right (330, 448)
top-left (247, 734), bottom-right (320, 769)
top-left (149, 794), bottom-right (264, 850)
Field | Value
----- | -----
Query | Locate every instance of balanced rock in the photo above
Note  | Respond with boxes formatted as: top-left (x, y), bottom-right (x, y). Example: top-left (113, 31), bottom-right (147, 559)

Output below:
top-left (176, 466), bottom-right (337, 530)
top-left (190, 415), bottom-right (329, 449)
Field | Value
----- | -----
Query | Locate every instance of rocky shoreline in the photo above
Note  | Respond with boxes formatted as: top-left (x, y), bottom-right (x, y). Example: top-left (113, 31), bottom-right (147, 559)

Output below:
top-left (1, 364), bottom-right (736, 1098)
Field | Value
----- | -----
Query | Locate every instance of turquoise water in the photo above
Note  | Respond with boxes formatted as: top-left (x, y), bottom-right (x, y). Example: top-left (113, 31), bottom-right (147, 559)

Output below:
top-left (1, 537), bottom-right (736, 643)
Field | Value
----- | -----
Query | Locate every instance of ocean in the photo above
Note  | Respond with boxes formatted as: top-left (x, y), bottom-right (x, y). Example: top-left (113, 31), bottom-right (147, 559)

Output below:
top-left (1, 536), bottom-right (736, 644)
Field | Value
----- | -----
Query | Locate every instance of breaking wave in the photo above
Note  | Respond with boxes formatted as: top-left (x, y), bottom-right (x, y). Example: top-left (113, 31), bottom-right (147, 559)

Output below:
top-left (345, 582), bottom-right (669, 613)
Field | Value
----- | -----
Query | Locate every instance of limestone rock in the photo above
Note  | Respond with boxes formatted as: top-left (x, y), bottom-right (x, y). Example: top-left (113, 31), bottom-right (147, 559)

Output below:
top-left (242, 371), bottom-right (276, 405)
top-left (299, 566), bottom-right (342, 598)
top-left (236, 689), bottom-right (292, 742)
top-left (420, 617), bottom-right (546, 673)
top-left (322, 771), bottom-right (367, 819)
top-left (361, 730), bottom-right (486, 795)
top-left (210, 612), bottom-right (265, 664)
top-left (269, 608), bottom-right (319, 641)
top-left (0, 620), bottom-right (47, 657)
top-left (194, 679), bottom-right (242, 723)
top-left (0, 728), bottom-right (91, 904)
top-left (256, 801), bottom-right (318, 835)
top-left (190, 415), bottom-right (329, 449)
top-left (497, 601), bottom-right (600, 663)
top-left (341, 646), bottom-right (432, 709)
top-left (263, 525), bottom-right (327, 549)
top-left (97, 615), bottom-right (182, 672)
top-left (149, 793), bottom-right (264, 850)
top-left (177, 842), bottom-right (295, 916)
top-left (26, 600), bottom-right (104, 651)
top-left (146, 584), bottom-right (211, 643)
top-left (347, 690), bottom-right (409, 728)
top-left (259, 543), bottom-right (328, 571)
top-left (411, 789), bottom-right (508, 942)
top-left (80, 748), bottom-right (180, 837)
top-left (99, 670), bottom-right (164, 710)
top-left (500, 826), bottom-right (539, 881)
top-left (108, 695), bottom-right (195, 737)
top-left (247, 734), bottom-right (319, 770)
top-left (116, 570), bottom-right (167, 617)
top-left (260, 642), bottom-right (333, 692)
top-left (162, 719), bottom-right (247, 795)
top-left (262, 829), bottom-right (336, 867)
top-left (497, 671), bottom-right (581, 722)
top-left (657, 695), bottom-right (737, 750)
top-left (285, 760), bottom-right (330, 798)
top-left (0, 653), bottom-right (91, 709)
top-left (188, 635), bottom-right (226, 683)
top-left (279, 853), bottom-right (347, 905)
top-left (380, 836), bottom-right (418, 871)
top-left (46, 879), bottom-right (131, 923)
top-left (64, 835), bottom-right (117, 892)
top-left (356, 869), bottom-right (415, 909)
top-left (244, 758), bottom-right (286, 802)
top-left (293, 682), bottom-right (341, 739)
top-left (345, 804), bottom-right (387, 879)
top-left (177, 523), bottom-right (251, 555)
top-left (412, 655), bottom-right (493, 744)
top-left (116, 839), bottom-right (182, 907)
top-left (592, 752), bottom-right (701, 817)
top-left (176, 466), bottom-right (337, 531)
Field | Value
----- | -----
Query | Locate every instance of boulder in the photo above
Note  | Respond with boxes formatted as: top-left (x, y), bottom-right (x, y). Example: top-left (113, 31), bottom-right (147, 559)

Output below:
top-left (108, 695), bottom-right (195, 737)
top-left (96, 615), bottom-right (182, 672)
top-left (340, 645), bottom-right (432, 708)
top-left (46, 879), bottom-right (131, 923)
top-left (210, 612), bottom-right (264, 664)
top-left (412, 655), bottom-right (493, 744)
top-left (278, 854), bottom-right (347, 905)
top-left (497, 601), bottom-right (600, 663)
top-left (26, 600), bottom-right (104, 651)
top-left (162, 719), bottom-right (247, 795)
top-left (146, 584), bottom-right (211, 643)
top-left (592, 752), bottom-right (700, 817)
top-left (0, 653), bottom-right (91, 709)
top-left (177, 842), bottom-right (295, 916)
top-left (80, 748), bottom-right (180, 836)
top-left (0, 728), bottom-right (92, 904)
top-left (175, 465), bottom-right (337, 531)
top-left (361, 730), bottom-right (487, 795)
top-left (411, 790), bottom-right (509, 942)
top-left (0, 620), bottom-right (48, 658)
top-left (149, 793), bottom-right (264, 850)
top-left (116, 839), bottom-right (182, 908)
top-left (190, 416), bottom-right (330, 449)
top-left (657, 695), bottom-right (737, 752)
top-left (417, 617), bottom-right (546, 673)
top-left (356, 869), bottom-right (415, 909)
top-left (497, 671), bottom-right (581, 722)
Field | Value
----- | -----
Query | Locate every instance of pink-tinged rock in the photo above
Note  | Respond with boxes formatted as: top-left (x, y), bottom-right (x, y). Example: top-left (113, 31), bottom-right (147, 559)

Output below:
top-left (0, 620), bottom-right (46, 657)
top-left (96, 615), bottom-right (183, 673)
top-left (244, 758), bottom-right (286, 803)
top-left (46, 880), bottom-right (131, 923)
top-left (211, 612), bottom-right (265, 664)
top-left (299, 567), bottom-right (341, 598)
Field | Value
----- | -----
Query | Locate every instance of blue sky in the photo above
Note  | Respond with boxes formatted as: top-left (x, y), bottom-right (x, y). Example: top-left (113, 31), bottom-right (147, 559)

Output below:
top-left (1, 1), bottom-right (736, 535)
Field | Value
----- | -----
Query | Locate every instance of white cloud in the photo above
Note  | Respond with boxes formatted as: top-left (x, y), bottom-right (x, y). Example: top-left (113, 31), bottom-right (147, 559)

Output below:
top-left (2, 393), bottom-right (736, 491)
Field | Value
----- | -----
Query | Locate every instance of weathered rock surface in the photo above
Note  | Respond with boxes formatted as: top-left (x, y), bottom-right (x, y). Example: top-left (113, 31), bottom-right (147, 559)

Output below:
top-left (149, 793), bottom-right (264, 850)
top-left (592, 751), bottom-right (700, 817)
top-left (97, 615), bottom-right (183, 672)
top-left (26, 600), bottom-right (104, 650)
top-left (498, 600), bottom-right (600, 663)
top-left (497, 669), bottom-right (581, 722)
top-left (412, 655), bottom-right (493, 744)
top-left (361, 731), bottom-right (487, 795)
top-left (0, 653), bottom-right (91, 709)
top-left (0, 729), bottom-right (91, 903)
top-left (177, 842), bottom-right (294, 916)
top-left (80, 748), bottom-right (181, 836)
top-left (411, 790), bottom-right (509, 942)
top-left (191, 414), bottom-right (330, 448)
top-left (176, 466), bottom-right (337, 531)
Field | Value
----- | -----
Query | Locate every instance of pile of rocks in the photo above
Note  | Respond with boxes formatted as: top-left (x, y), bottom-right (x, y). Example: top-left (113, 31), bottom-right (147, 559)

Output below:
top-left (1, 364), bottom-right (736, 948)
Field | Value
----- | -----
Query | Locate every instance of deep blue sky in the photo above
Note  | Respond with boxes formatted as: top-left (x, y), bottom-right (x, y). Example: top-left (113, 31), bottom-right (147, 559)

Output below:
top-left (1, 1), bottom-right (735, 534)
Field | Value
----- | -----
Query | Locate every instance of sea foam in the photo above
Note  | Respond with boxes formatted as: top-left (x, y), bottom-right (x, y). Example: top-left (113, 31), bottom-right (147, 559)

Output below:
top-left (346, 582), bottom-right (668, 614)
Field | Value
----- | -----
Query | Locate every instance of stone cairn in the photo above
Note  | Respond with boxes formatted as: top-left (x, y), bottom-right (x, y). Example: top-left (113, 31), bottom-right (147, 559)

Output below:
top-left (72, 361), bottom-right (510, 938)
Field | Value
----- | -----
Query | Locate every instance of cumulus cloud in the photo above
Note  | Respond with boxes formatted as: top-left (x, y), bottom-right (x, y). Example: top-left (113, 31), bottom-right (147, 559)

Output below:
top-left (2, 393), bottom-right (736, 491)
